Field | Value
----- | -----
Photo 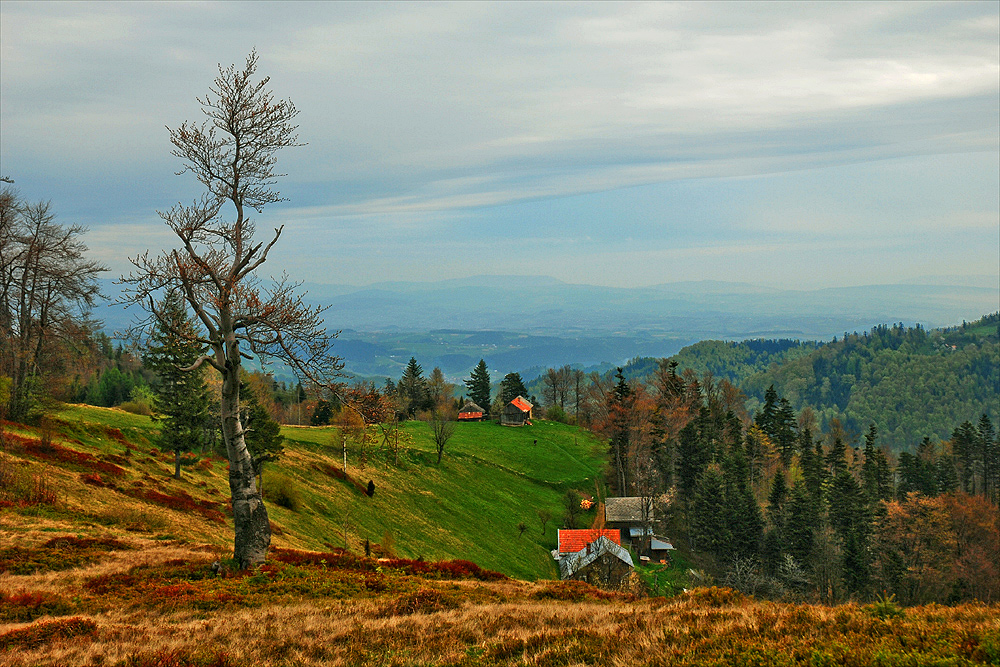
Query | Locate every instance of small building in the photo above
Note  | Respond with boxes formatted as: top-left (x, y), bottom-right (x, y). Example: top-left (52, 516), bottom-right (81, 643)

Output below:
top-left (500, 395), bottom-right (533, 426)
top-left (556, 528), bottom-right (622, 556)
top-left (457, 401), bottom-right (486, 421)
top-left (558, 536), bottom-right (635, 588)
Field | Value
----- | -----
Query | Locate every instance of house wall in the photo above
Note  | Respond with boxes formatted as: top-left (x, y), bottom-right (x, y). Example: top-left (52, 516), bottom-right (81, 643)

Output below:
top-left (569, 553), bottom-right (633, 589)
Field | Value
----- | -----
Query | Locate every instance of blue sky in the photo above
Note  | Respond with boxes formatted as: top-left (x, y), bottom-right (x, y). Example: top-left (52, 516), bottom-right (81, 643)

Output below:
top-left (1, 1), bottom-right (997, 289)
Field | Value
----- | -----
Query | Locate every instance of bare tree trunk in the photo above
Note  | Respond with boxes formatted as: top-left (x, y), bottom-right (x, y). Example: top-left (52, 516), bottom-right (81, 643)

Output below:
top-left (221, 362), bottom-right (270, 567)
top-left (174, 450), bottom-right (181, 479)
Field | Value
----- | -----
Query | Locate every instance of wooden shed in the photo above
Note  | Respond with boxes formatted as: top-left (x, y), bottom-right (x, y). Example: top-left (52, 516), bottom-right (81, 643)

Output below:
top-left (500, 396), bottom-right (533, 426)
top-left (457, 401), bottom-right (486, 421)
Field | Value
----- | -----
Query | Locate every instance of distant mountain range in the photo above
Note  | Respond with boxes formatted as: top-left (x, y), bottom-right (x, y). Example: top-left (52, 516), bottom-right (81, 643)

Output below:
top-left (95, 275), bottom-right (998, 383)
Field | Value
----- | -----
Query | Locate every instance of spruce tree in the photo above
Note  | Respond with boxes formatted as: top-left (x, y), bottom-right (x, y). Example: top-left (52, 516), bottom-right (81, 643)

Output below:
top-left (499, 371), bottom-right (529, 404)
top-left (465, 359), bottom-right (491, 416)
top-left (691, 465), bottom-right (730, 557)
top-left (398, 357), bottom-right (429, 416)
top-left (785, 480), bottom-right (816, 568)
top-left (240, 376), bottom-right (284, 491)
top-left (143, 290), bottom-right (212, 479)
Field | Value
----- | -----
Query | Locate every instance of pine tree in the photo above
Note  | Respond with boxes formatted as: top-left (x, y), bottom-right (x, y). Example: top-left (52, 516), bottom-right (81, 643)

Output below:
top-left (861, 423), bottom-right (879, 502)
top-left (398, 357), bottom-right (429, 416)
top-left (143, 290), bottom-right (212, 479)
top-left (465, 359), bottom-right (491, 416)
top-left (774, 398), bottom-right (797, 466)
top-left (785, 480), bottom-right (817, 568)
top-left (691, 465), bottom-right (730, 557)
top-left (240, 376), bottom-right (284, 491)
top-left (722, 445), bottom-right (764, 559)
top-left (499, 372), bottom-right (528, 404)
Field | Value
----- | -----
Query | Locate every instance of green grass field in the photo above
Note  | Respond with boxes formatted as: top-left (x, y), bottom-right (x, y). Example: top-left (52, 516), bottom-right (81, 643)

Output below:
top-left (4, 406), bottom-right (608, 580)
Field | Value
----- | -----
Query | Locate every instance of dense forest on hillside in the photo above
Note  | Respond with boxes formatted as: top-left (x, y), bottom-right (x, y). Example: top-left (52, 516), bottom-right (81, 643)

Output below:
top-left (612, 314), bottom-right (999, 451)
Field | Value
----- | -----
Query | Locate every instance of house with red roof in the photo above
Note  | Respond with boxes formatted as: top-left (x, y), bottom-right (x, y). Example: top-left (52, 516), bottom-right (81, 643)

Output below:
top-left (457, 401), bottom-right (486, 421)
top-left (500, 395), bottom-right (533, 426)
top-left (556, 528), bottom-right (622, 556)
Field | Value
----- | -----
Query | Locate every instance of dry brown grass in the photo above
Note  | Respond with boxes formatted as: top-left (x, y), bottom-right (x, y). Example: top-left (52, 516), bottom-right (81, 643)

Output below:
top-left (1, 542), bottom-right (997, 667)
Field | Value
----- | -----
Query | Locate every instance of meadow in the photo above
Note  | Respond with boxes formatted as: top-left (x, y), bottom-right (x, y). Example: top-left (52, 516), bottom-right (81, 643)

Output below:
top-left (2, 406), bottom-right (998, 665)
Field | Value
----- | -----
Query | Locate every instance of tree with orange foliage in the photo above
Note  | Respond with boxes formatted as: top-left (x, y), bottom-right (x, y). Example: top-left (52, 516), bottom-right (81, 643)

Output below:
top-left (120, 53), bottom-right (342, 567)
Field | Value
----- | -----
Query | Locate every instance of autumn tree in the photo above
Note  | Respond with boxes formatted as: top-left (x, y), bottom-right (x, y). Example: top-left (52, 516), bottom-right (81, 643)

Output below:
top-left (0, 185), bottom-right (106, 420)
top-left (120, 52), bottom-right (341, 567)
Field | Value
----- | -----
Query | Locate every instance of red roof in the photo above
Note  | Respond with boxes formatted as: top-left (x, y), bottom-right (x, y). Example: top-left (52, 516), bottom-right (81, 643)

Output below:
top-left (510, 396), bottom-right (532, 412)
top-left (557, 529), bottom-right (621, 554)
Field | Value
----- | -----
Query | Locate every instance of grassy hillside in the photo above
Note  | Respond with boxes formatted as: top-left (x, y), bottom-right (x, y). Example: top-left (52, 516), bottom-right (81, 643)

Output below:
top-left (2, 540), bottom-right (997, 666)
top-left (1, 405), bottom-right (607, 580)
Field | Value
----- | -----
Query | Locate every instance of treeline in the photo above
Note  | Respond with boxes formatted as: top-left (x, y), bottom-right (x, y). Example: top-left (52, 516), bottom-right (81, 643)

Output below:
top-left (582, 361), bottom-right (999, 603)
top-left (594, 316), bottom-right (998, 451)
top-left (744, 317), bottom-right (999, 450)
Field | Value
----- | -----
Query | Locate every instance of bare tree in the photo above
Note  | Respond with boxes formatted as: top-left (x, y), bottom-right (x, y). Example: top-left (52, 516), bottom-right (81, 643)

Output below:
top-left (119, 52), bottom-right (341, 567)
top-left (431, 412), bottom-right (456, 464)
top-left (0, 186), bottom-right (106, 420)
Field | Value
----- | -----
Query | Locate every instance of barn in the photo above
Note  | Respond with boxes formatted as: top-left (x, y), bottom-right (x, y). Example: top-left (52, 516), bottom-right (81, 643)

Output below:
top-left (500, 396), bottom-right (533, 426)
top-left (457, 401), bottom-right (486, 421)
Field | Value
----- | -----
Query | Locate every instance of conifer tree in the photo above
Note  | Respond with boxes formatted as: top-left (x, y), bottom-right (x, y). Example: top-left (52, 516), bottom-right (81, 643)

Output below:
top-left (398, 357), bottom-right (429, 416)
top-left (499, 371), bottom-right (529, 404)
top-left (143, 290), bottom-right (212, 479)
top-left (464, 359), bottom-right (491, 416)
top-left (785, 480), bottom-right (817, 568)
top-left (240, 375), bottom-right (284, 491)
top-left (691, 465), bottom-right (729, 557)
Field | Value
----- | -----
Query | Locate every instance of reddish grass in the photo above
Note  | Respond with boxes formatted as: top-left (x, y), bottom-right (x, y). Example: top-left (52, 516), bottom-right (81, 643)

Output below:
top-left (0, 617), bottom-right (97, 650)
top-left (122, 487), bottom-right (225, 524)
top-left (269, 547), bottom-right (507, 581)
top-left (4, 433), bottom-right (126, 477)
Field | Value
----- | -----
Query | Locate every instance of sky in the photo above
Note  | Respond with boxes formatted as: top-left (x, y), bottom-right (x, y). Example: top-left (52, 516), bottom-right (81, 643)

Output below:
top-left (1, 1), bottom-right (998, 289)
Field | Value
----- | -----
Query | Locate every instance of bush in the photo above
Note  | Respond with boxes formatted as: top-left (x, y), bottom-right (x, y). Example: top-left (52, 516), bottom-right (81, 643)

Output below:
top-left (119, 400), bottom-right (153, 416)
top-left (264, 473), bottom-right (301, 511)
top-left (546, 404), bottom-right (568, 423)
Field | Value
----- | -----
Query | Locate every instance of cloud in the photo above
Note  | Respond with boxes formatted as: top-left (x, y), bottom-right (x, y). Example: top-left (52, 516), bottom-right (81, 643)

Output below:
top-left (1, 1), bottom-right (996, 289)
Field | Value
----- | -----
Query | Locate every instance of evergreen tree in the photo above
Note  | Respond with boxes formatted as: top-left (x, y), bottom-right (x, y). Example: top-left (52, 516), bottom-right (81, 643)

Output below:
top-left (398, 357), bottom-right (430, 416)
top-left (143, 290), bottom-right (212, 479)
top-left (755, 385), bottom-right (778, 436)
top-left (311, 400), bottom-right (334, 426)
top-left (978, 414), bottom-right (997, 501)
top-left (240, 376), bottom-right (284, 491)
top-left (691, 465), bottom-right (730, 557)
top-left (861, 423), bottom-right (879, 502)
top-left (828, 470), bottom-right (872, 597)
top-left (722, 445), bottom-right (764, 559)
top-left (827, 436), bottom-right (848, 478)
top-left (499, 371), bottom-right (528, 404)
top-left (465, 359), bottom-right (491, 416)
top-left (773, 398), bottom-right (797, 466)
top-left (785, 480), bottom-right (817, 568)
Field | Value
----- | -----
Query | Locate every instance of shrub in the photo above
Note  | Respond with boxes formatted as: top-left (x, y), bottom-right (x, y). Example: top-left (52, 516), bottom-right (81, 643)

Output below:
top-left (263, 473), bottom-right (301, 511)
top-left (119, 400), bottom-right (153, 416)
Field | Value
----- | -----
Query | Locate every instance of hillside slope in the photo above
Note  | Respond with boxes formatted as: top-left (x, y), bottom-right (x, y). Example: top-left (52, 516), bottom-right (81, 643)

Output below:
top-left (617, 314), bottom-right (998, 450)
top-left (0, 406), bottom-right (607, 580)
